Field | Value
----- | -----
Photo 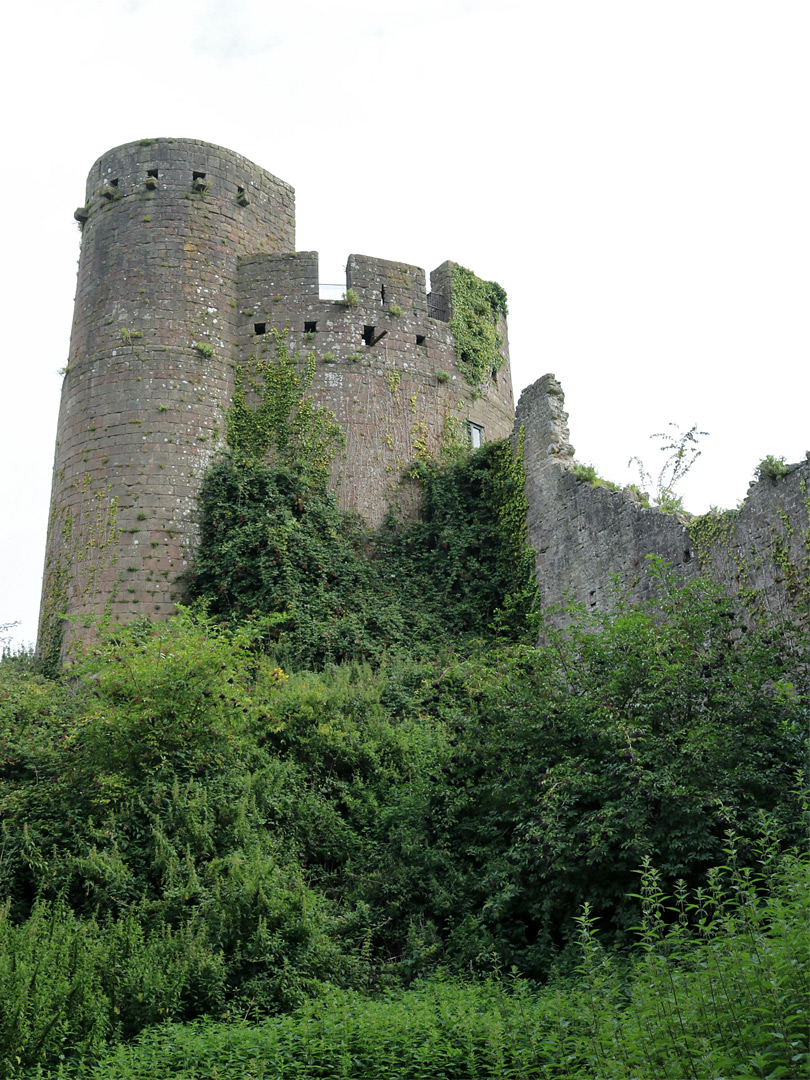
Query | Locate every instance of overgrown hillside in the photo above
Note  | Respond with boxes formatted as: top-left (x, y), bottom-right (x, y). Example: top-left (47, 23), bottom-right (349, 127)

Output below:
top-left (1, 339), bottom-right (806, 1078)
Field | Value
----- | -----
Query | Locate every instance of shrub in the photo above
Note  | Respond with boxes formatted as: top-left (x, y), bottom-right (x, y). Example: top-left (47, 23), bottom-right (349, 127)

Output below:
top-left (756, 454), bottom-right (789, 481)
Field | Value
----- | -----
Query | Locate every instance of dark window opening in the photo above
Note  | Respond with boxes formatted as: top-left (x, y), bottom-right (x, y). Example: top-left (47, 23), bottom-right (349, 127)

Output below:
top-left (237, 185), bottom-right (249, 205)
top-left (683, 549), bottom-right (692, 564)
top-left (363, 326), bottom-right (388, 347)
top-left (110, 178), bottom-right (119, 187)
top-left (304, 321), bottom-right (317, 333)
top-left (416, 335), bottom-right (426, 346)
top-left (381, 284), bottom-right (386, 303)
top-left (254, 322), bottom-right (266, 335)
top-left (193, 171), bottom-right (206, 181)
top-left (147, 169), bottom-right (158, 178)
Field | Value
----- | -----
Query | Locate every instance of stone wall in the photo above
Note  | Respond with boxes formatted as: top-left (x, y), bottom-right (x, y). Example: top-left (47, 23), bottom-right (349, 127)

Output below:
top-left (691, 457), bottom-right (810, 620)
top-left (515, 375), bottom-right (809, 624)
top-left (42, 137), bottom-right (805, 662)
top-left (236, 254), bottom-right (514, 525)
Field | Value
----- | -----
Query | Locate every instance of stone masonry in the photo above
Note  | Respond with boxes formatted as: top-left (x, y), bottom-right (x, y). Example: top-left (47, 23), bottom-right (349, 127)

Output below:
top-left (39, 138), bottom-right (808, 660)
top-left (38, 139), bottom-right (513, 656)
top-left (514, 375), bottom-right (809, 624)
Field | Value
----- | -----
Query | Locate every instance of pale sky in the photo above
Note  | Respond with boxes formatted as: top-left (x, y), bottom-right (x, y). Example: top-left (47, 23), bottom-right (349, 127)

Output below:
top-left (2, 0), bottom-right (807, 648)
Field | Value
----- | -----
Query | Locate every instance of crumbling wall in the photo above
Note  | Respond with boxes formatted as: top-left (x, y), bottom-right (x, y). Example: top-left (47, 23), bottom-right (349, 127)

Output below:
top-left (516, 375), bottom-right (809, 623)
top-left (689, 457), bottom-right (810, 620)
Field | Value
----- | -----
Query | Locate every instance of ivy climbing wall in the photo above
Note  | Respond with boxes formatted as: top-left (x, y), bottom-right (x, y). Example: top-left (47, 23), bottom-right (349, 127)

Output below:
top-left (235, 254), bottom-right (514, 525)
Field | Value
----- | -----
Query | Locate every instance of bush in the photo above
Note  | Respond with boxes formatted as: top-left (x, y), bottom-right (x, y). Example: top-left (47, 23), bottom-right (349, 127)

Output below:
top-left (756, 454), bottom-right (789, 481)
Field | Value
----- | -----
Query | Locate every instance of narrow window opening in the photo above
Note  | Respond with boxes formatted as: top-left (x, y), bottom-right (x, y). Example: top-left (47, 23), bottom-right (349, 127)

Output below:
top-left (380, 284), bottom-right (386, 303)
top-left (110, 178), bottom-right (119, 188)
top-left (147, 169), bottom-right (158, 178)
top-left (469, 422), bottom-right (484, 449)
top-left (363, 326), bottom-right (388, 347)
top-left (254, 322), bottom-right (266, 335)
top-left (683, 549), bottom-right (692, 564)
top-left (304, 321), bottom-right (317, 334)
top-left (416, 335), bottom-right (426, 346)
top-left (236, 185), bottom-right (249, 206)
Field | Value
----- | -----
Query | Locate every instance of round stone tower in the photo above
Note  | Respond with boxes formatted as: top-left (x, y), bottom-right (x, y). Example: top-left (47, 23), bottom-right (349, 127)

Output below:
top-left (38, 139), bottom-right (295, 661)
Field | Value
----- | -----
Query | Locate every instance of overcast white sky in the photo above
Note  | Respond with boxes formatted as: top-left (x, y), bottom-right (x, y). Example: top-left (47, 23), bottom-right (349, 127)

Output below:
top-left (2, 0), bottom-right (808, 648)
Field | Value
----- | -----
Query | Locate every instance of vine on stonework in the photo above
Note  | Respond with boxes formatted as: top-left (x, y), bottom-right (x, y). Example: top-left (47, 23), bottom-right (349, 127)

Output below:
top-left (187, 433), bottom-right (539, 667)
top-left (449, 264), bottom-right (508, 389)
top-left (689, 474), bottom-right (810, 619)
top-left (226, 328), bottom-right (344, 485)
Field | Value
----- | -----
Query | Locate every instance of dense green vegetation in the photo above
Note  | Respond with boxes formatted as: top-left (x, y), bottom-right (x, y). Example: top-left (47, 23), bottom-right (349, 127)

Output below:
top-left (184, 331), bottom-right (538, 668)
top-left (2, 576), bottom-right (806, 1077)
top-left (1, 340), bottom-right (806, 1077)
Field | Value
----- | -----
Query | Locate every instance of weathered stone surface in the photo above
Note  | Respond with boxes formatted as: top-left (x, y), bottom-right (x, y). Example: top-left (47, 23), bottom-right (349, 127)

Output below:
top-left (515, 375), bottom-right (809, 624)
top-left (39, 138), bottom-right (807, 660)
top-left (237, 252), bottom-right (514, 525)
top-left (39, 140), bottom-right (514, 654)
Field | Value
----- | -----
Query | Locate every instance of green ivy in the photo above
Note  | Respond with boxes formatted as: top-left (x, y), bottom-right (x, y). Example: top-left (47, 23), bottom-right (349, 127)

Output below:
top-left (226, 329), bottom-right (343, 486)
top-left (448, 264), bottom-right (508, 388)
top-left (186, 439), bottom-right (539, 668)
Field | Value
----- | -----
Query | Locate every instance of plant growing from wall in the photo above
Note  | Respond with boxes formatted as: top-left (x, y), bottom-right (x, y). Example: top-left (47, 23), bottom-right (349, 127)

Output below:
top-left (756, 454), bottom-right (789, 482)
top-left (572, 462), bottom-right (621, 492)
top-left (187, 431), bottom-right (539, 667)
top-left (225, 329), bottom-right (344, 484)
top-left (629, 422), bottom-right (708, 514)
top-left (448, 264), bottom-right (508, 389)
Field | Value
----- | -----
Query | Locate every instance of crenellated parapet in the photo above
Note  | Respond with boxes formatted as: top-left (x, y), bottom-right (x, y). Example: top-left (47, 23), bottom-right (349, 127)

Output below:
top-left (235, 253), bottom-right (514, 524)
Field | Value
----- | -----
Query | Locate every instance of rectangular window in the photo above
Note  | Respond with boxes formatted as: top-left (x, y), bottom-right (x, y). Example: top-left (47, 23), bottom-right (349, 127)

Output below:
top-left (470, 422), bottom-right (484, 449)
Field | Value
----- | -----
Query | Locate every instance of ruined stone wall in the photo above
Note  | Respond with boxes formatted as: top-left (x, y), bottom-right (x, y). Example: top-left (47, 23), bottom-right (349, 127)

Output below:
top-left (690, 457), bottom-right (810, 620)
top-left (236, 255), bottom-right (514, 525)
top-left (515, 375), bottom-right (809, 624)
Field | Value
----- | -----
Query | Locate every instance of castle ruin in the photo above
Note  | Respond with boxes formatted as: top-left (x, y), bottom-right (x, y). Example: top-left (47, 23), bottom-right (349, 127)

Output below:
top-left (38, 138), bottom-right (809, 659)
